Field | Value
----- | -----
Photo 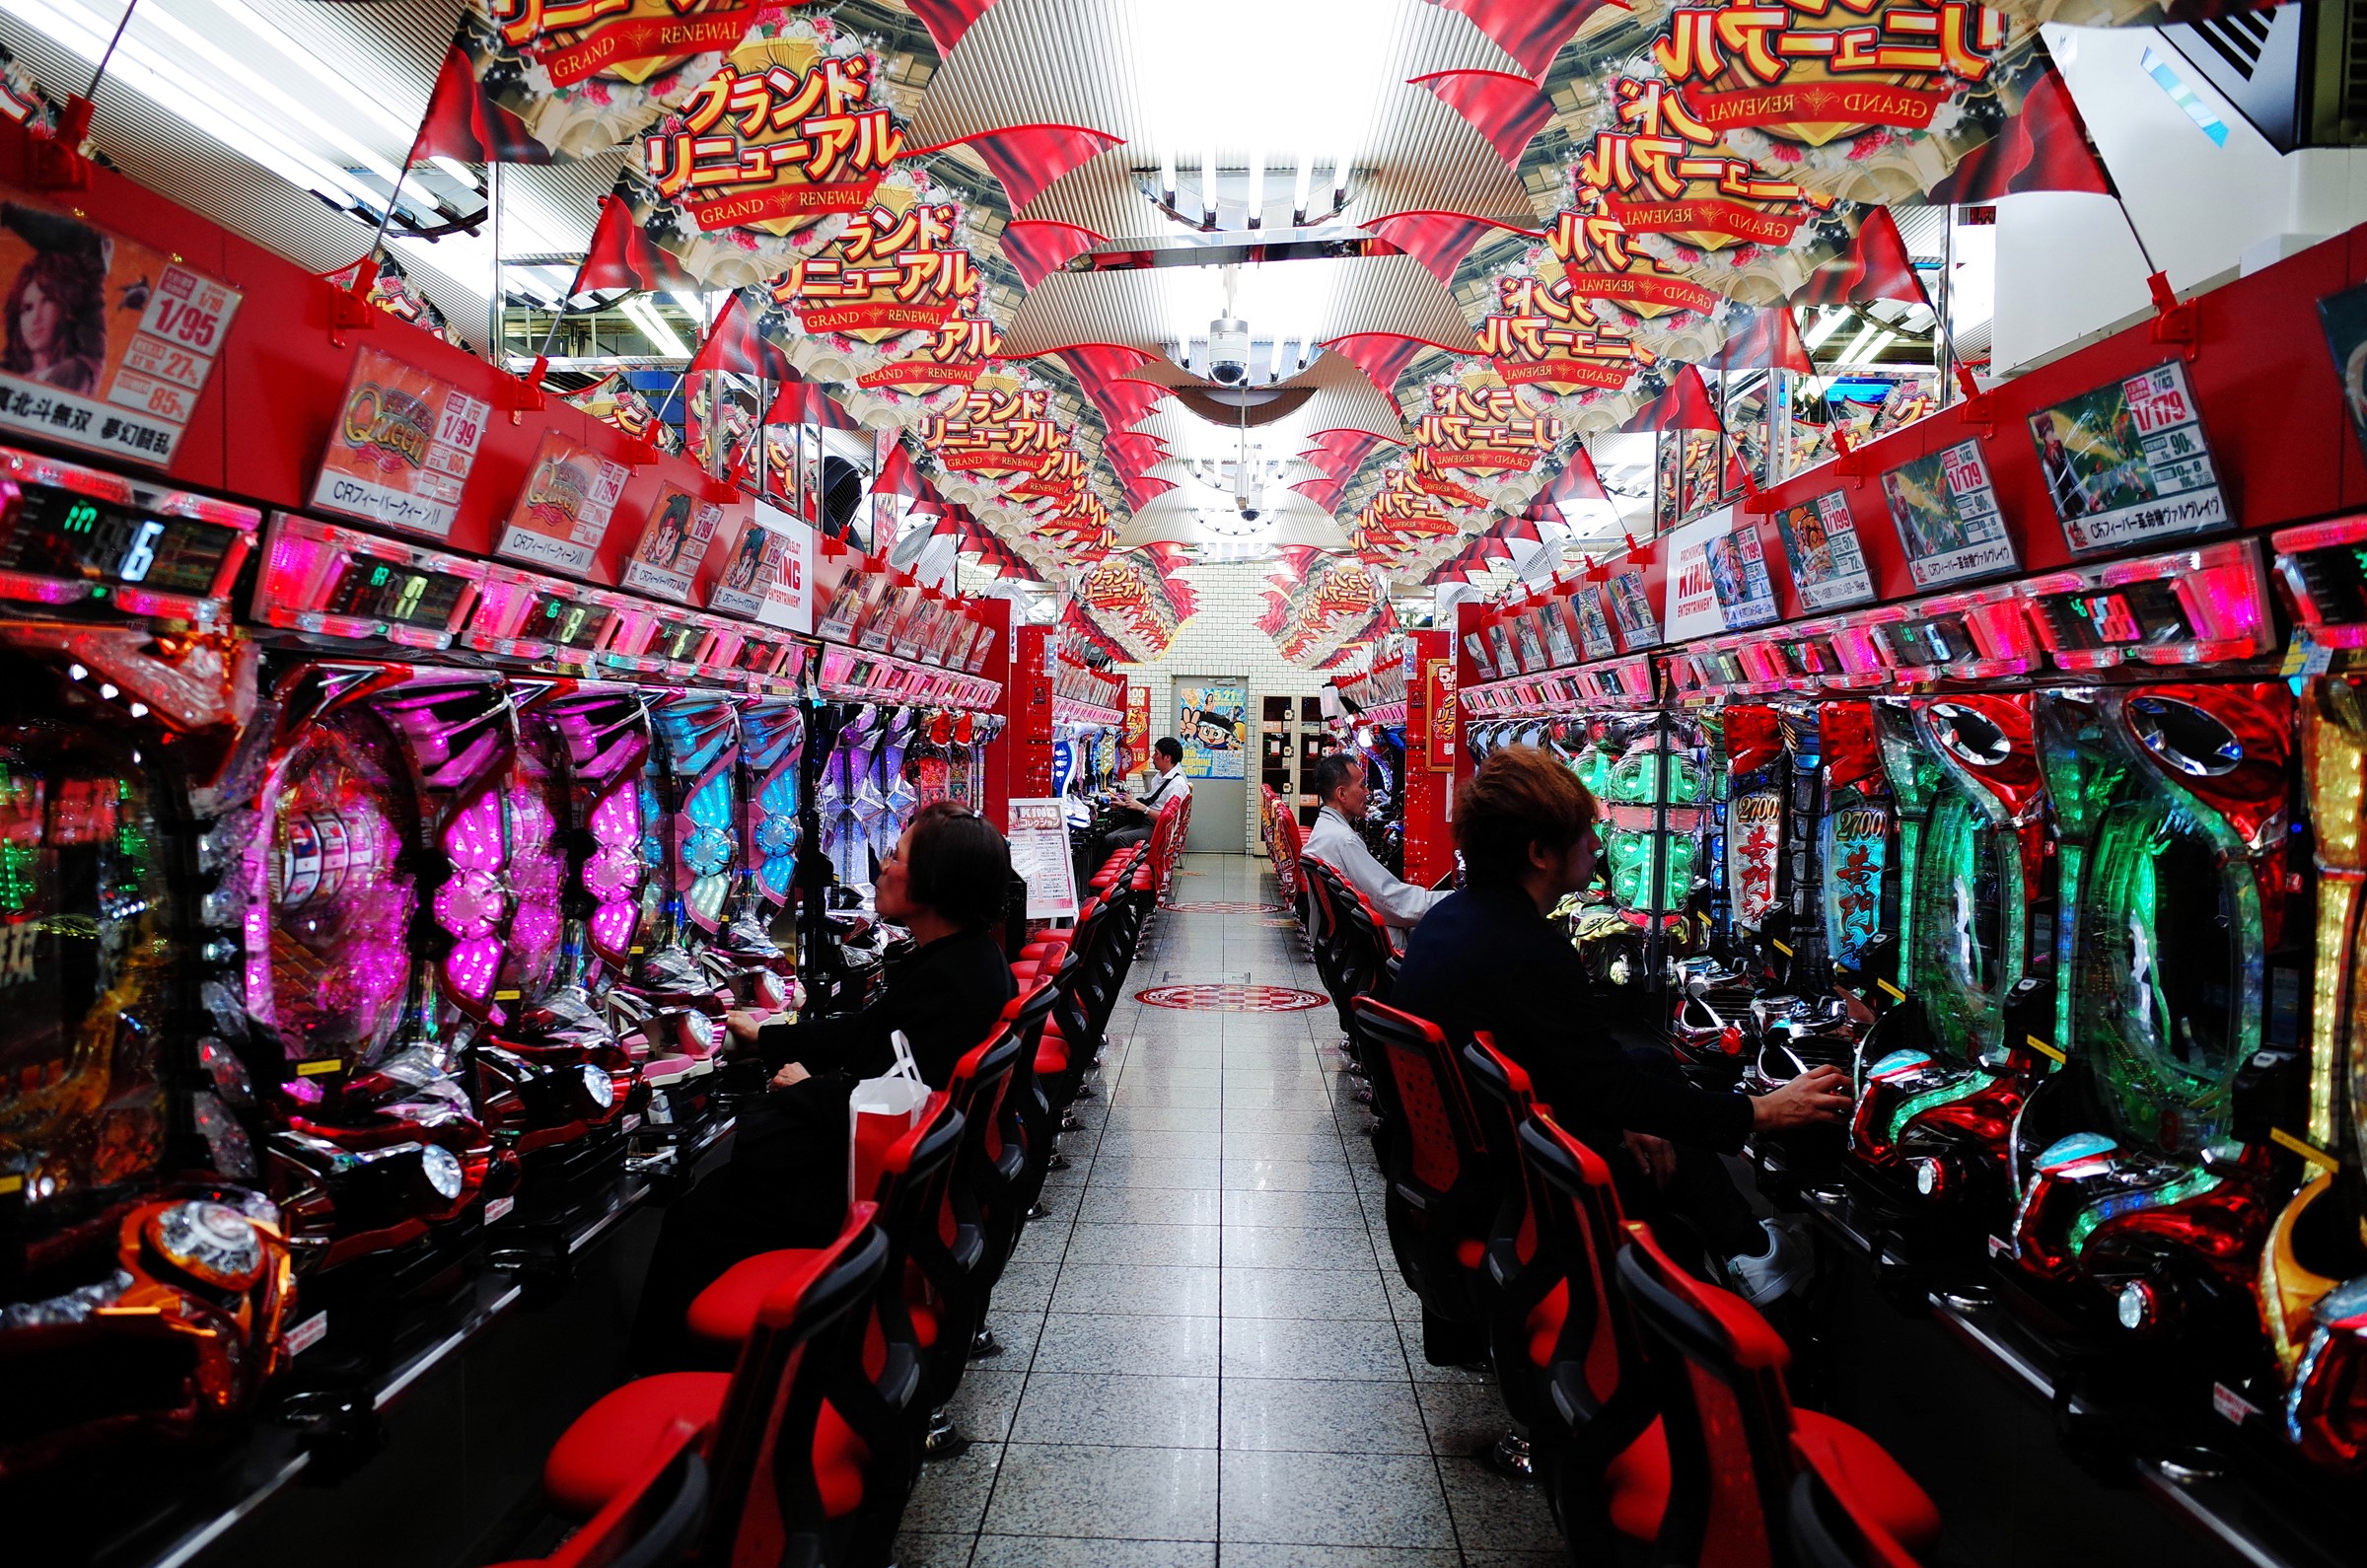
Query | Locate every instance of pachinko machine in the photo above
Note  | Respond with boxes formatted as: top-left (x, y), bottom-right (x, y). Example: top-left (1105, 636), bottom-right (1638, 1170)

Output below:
top-left (0, 447), bottom-right (294, 1479)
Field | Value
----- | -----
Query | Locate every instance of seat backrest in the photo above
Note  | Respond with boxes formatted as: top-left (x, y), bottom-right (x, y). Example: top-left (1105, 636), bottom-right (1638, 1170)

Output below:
top-left (1614, 1220), bottom-right (1801, 1568)
top-left (500, 1425), bottom-right (706, 1568)
top-left (1307, 858), bottom-right (1390, 1003)
top-left (947, 1021), bottom-right (1023, 1186)
top-left (1460, 1034), bottom-right (1540, 1270)
top-left (1788, 1462), bottom-right (1925, 1568)
top-left (1516, 1112), bottom-right (1651, 1446)
top-left (1351, 996), bottom-right (1489, 1201)
top-left (701, 1204), bottom-right (897, 1567)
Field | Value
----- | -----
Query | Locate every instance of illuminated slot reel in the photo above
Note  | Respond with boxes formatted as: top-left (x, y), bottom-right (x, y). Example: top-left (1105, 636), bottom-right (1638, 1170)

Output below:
top-left (238, 664), bottom-right (521, 1274)
top-left (0, 654), bottom-right (293, 1477)
top-left (612, 692), bottom-right (744, 1083)
top-left (473, 681), bottom-right (654, 1175)
top-left (2011, 683), bottom-right (2295, 1342)
top-left (1849, 695), bottom-right (2051, 1212)
top-left (719, 694), bottom-right (804, 1007)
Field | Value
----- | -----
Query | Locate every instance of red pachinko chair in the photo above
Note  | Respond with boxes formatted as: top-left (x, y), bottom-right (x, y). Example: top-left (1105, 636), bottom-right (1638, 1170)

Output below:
top-left (1606, 1221), bottom-right (1941, 1567)
top-left (1350, 996), bottom-right (1499, 1363)
top-left (520, 1201), bottom-right (918, 1568)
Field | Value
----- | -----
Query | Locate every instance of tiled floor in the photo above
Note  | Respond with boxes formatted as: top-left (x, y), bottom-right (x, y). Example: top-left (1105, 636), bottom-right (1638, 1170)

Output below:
top-left (896, 854), bottom-right (1567, 1568)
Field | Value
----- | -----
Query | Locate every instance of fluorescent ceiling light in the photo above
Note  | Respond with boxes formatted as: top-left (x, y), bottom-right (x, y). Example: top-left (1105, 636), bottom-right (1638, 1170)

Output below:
top-left (1803, 309), bottom-right (1851, 351)
top-left (622, 297), bottom-right (690, 358)
top-left (1136, 0), bottom-right (1394, 199)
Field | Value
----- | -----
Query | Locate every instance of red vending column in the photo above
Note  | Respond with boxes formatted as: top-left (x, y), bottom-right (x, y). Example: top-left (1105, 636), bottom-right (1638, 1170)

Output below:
top-left (973, 598), bottom-right (1019, 828)
top-left (999, 621), bottom-right (1054, 828)
top-left (1401, 628), bottom-right (1458, 887)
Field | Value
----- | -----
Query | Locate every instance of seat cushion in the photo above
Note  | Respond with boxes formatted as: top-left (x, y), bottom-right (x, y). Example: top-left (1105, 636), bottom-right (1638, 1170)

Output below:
top-left (1036, 1027), bottom-right (1069, 1075)
top-left (686, 1247), bottom-right (834, 1348)
top-left (544, 1372), bottom-right (729, 1519)
top-left (1604, 1411), bottom-right (1939, 1550)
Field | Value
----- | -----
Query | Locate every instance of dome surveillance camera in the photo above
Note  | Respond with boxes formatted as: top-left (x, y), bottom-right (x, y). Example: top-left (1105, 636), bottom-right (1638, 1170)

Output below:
top-left (1208, 315), bottom-right (1250, 386)
top-left (1238, 502), bottom-right (1263, 523)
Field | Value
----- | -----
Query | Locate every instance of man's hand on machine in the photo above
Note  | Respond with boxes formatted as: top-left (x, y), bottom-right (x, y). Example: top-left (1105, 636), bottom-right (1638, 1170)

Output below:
top-left (723, 1010), bottom-right (772, 1049)
top-left (1752, 1064), bottom-right (1852, 1131)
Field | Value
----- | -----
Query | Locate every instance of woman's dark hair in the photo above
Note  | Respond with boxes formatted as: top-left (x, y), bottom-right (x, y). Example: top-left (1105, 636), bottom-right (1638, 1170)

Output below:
top-left (1455, 745), bottom-right (1598, 889)
top-left (1154, 737), bottom-right (1184, 765)
top-left (3, 249), bottom-right (106, 376)
top-left (902, 800), bottom-right (1012, 930)
top-left (1306, 753), bottom-right (1357, 801)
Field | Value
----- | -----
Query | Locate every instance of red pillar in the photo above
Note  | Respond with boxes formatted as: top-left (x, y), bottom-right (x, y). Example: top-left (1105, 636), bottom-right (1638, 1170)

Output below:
top-left (997, 620), bottom-right (1054, 827)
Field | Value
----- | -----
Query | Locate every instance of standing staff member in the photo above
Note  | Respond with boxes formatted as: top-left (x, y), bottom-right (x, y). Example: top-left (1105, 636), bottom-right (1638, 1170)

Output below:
top-left (1302, 753), bottom-right (1444, 930)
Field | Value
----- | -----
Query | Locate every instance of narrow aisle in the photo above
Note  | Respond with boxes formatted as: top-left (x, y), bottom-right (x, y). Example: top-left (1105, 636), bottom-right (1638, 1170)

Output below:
top-left (896, 853), bottom-right (1565, 1568)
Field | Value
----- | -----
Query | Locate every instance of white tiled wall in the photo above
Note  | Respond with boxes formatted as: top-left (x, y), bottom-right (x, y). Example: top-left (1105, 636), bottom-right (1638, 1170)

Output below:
top-left (1115, 561), bottom-right (1333, 854)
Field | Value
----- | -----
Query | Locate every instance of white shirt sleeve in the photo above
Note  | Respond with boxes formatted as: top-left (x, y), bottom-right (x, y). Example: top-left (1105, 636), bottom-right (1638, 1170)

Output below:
top-left (1306, 809), bottom-right (1443, 929)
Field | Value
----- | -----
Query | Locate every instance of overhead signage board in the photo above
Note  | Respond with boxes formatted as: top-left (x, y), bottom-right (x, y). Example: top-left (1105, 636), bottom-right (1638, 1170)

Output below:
top-left (311, 345), bottom-right (490, 539)
top-left (1007, 798), bottom-right (1079, 920)
top-left (0, 192), bottom-right (242, 468)
top-left (707, 504), bottom-right (793, 619)
top-left (1774, 488), bottom-right (1877, 611)
top-left (1879, 436), bottom-right (2016, 590)
top-left (1709, 518), bottom-right (1780, 631)
top-left (494, 430), bottom-right (630, 577)
top-left (1663, 507), bottom-right (1735, 643)
top-left (2027, 359), bottom-right (2228, 556)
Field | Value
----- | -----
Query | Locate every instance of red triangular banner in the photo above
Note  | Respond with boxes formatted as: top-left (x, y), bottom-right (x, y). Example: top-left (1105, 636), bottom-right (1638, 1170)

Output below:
top-left (1620, 363), bottom-right (1724, 434)
top-left (412, 42), bottom-right (554, 166)
top-left (1408, 70), bottom-right (1553, 168)
top-left (1710, 305), bottom-right (1811, 376)
top-left (1791, 208), bottom-right (1929, 309)
top-left (910, 123), bottom-right (1123, 213)
top-left (1000, 219), bottom-right (1108, 288)
top-left (1426, 0), bottom-right (1618, 77)
top-left (903, 0), bottom-right (1002, 57)
top-left (577, 189), bottom-right (700, 295)
top-left (1927, 65), bottom-right (2114, 205)
top-left (1362, 209), bottom-right (1542, 288)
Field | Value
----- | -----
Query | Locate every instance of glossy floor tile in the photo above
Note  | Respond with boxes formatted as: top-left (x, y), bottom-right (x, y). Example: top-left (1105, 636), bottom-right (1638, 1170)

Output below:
top-left (896, 854), bottom-right (1549, 1568)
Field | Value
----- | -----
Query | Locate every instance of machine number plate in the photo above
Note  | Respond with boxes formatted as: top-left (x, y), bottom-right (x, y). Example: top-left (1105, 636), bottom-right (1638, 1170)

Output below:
top-left (287, 1313), bottom-right (329, 1356)
top-left (2211, 1384), bottom-right (2259, 1426)
top-left (483, 1196), bottom-right (517, 1225)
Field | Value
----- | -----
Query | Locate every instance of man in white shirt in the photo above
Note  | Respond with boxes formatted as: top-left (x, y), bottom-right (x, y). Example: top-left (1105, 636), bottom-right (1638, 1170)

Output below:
top-left (1098, 736), bottom-right (1192, 859)
top-left (1302, 752), bottom-right (1445, 930)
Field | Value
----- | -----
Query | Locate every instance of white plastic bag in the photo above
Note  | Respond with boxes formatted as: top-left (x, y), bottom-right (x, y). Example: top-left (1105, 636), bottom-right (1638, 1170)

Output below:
top-left (847, 1030), bottom-right (932, 1203)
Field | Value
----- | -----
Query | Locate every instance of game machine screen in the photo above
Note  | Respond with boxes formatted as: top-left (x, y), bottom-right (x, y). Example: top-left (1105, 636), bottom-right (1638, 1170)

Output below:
top-left (243, 664), bottom-right (516, 1288)
top-left (728, 693), bottom-right (804, 1007)
top-left (475, 682), bottom-right (651, 1180)
top-left (1593, 711), bottom-right (1711, 985)
top-left (621, 691), bottom-right (743, 1074)
top-left (1852, 692), bottom-right (2050, 1204)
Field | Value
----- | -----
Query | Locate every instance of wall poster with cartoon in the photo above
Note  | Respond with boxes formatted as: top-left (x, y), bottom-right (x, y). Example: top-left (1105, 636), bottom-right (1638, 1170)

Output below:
top-left (1176, 684), bottom-right (1247, 780)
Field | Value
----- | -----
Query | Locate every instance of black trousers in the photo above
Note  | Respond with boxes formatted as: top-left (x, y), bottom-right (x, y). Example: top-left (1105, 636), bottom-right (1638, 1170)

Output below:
top-left (628, 1083), bottom-right (852, 1373)
top-left (1601, 1046), bottom-right (1763, 1262)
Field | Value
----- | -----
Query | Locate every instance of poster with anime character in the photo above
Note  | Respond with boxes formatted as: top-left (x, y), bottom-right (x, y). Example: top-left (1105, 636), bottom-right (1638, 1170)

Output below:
top-left (1176, 683), bottom-right (1247, 780)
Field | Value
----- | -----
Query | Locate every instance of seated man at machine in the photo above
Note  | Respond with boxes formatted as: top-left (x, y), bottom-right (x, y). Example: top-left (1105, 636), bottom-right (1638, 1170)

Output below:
top-left (1302, 752), bottom-right (1445, 930)
top-left (1392, 745), bottom-right (1850, 1307)
top-left (630, 801), bottom-right (1017, 1371)
top-left (1096, 735), bottom-right (1191, 860)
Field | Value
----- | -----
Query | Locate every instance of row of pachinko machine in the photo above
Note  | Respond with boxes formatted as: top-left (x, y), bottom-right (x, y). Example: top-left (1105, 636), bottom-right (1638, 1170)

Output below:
top-left (0, 443), bottom-right (1000, 1488)
top-left (1462, 526), bottom-right (2367, 1541)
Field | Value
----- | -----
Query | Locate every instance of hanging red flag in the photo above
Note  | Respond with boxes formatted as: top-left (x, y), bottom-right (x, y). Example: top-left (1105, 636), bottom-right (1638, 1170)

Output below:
top-left (1926, 66), bottom-right (2115, 205)
top-left (412, 42), bottom-right (553, 166)
top-left (1299, 427), bottom-right (1405, 477)
top-left (1620, 363), bottom-right (1724, 433)
top-left (1361, 210), bottom-right (1542, 288)
top-left (1408, 70), bottom-right (1553, 168)
top-left (1425, 0), bottom-right (1616, 78)
top-left (909, 124), bottom-right (1123, 213)
top-left (904, 0), bottom-right (1003, 57)
top-left (1709, 305), bottom-right (1811, 375)
top-left (689, 293), bottom-right (793, 380)
top-left (1790, 208), bottom-right (1929, 309)
top-left (1001, 219), bottom-right (1108, 287)
top-left (1320, 332), bottom-right (1474, 397)
top-left (1529, 446), bottom-right (1612, 521)
top-left (577, 188), bottom-right (701, 294)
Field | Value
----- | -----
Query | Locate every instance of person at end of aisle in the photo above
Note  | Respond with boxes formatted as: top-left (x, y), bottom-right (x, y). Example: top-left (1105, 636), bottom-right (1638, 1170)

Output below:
top-left (1096, 736), bottom-right (1191, 861)
top-left (1301, 751), bottom-right (1445, 932)
top-left (627, 800), bottom-right (1017, 1373)
top-left (1391, 745), bottom-right (1850, 1309)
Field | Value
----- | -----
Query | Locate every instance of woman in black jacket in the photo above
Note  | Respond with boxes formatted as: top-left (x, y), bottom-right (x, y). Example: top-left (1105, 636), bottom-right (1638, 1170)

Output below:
top-left (630, 801), bottom-right (1016, 1370)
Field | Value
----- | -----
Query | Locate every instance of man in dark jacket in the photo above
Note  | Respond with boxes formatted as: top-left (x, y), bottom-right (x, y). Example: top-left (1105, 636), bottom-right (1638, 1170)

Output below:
top-left (1393, 746), bottom-right (1848, 1305)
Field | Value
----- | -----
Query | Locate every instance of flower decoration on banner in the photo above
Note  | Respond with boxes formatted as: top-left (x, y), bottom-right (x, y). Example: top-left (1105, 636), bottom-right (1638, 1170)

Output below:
top-left (564, 370), bottom-right (683, 453)
top-left (326, 251), bottom-right (467, 348)
top-left (456, 0), bottom-right (767, 159)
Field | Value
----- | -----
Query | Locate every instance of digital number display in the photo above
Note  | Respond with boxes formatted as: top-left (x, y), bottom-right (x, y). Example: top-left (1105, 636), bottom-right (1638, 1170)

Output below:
top-left (1781, 636), bottom-right (1836, 677)
top-left (1877, 613), bottom-right (1977, 669)
top-left (327, 559), bottom-right (471, 627)
top-left (2031, 577), bottom-right (2192, 652)
top-left (530, 592), bottom-right (611, 649)
top-left (1707, 652), bottom-right (1748, 684)
top-left (0, 484), bottom-right (241, 594)
top-left (737, 638), bottom-right (778, 673)
top-left (652, 619), bottom-right (704, 662)
top-left (2289, 543), bottom-right (2367, 627)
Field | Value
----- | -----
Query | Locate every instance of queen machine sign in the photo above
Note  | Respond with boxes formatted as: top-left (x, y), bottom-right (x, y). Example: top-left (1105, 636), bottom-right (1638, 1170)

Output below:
top-left (1879, 436), bottom-right (2017, 589)
top-left (311, 346), bottom-right (492, 540)
top-left (0, 193), bottom-right (242, 467)
top-left (2027, 358), bottom-right (2228, 556)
